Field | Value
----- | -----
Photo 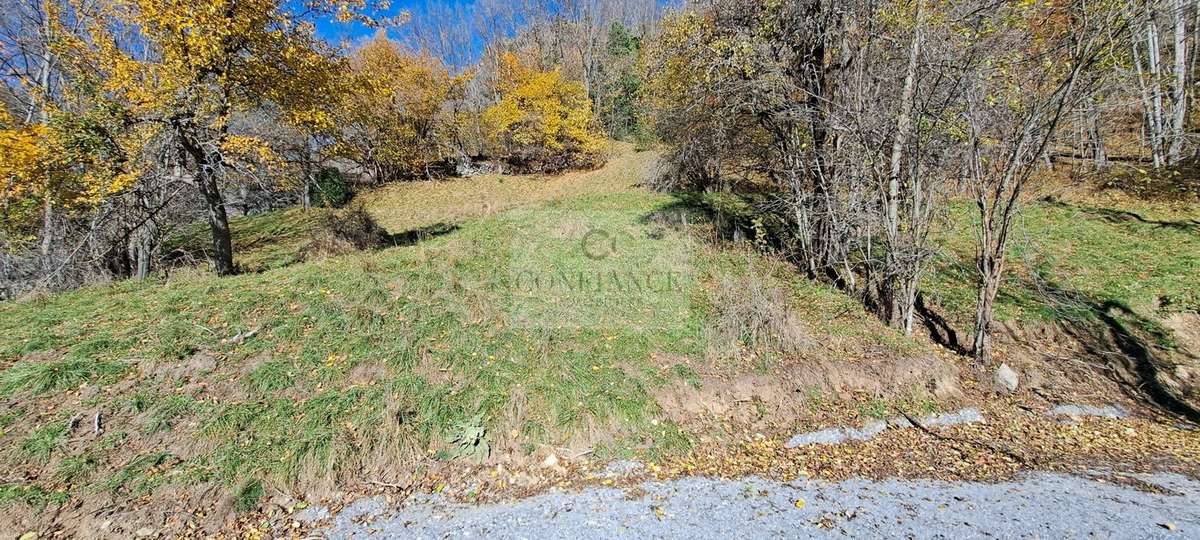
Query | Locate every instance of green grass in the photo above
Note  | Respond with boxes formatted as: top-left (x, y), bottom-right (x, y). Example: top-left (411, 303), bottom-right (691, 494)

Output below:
top-left (0, 483), bottom-right (69, 510)
top-left (235, 479), bottom-right (265, 512)
top-left (925, 196), bottom-right (1200, 336)
top-left (21, 421), bottom-right (69, 462)
top-left (0, 145), bottom-right (928, 512)
top-left (0, 357), bottom-right (128, 396)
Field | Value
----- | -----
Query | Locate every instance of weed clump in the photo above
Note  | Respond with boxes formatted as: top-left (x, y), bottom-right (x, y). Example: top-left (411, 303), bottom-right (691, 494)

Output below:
top-left (301, 205), bottom-right (391, 259)
top-left (706, 272), bottom-right (812, 360)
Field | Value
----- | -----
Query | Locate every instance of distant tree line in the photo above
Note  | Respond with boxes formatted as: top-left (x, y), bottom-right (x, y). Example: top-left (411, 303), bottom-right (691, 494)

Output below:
top-left (0, 0), bottom-right (656, 295)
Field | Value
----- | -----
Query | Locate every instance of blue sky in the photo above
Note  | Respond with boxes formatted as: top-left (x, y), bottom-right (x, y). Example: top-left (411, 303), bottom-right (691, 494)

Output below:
top-left (309, 0), bottom-right (479, 46)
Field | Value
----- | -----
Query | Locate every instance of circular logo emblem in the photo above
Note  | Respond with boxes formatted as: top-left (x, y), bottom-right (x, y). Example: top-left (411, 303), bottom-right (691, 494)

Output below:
top-left (581, 228), bottom-right (617, 260)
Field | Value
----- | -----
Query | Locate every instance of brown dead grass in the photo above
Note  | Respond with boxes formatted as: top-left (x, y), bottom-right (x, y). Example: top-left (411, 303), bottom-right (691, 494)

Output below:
top-left (654, 354), bottom-right (960, 433)
top-left (705, 273), bottom-right (814, 361)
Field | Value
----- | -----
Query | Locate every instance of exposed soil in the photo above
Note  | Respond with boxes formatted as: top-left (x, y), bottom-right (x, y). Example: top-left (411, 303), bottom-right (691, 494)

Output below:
top-left (653, 353), bottom-right (961, 434)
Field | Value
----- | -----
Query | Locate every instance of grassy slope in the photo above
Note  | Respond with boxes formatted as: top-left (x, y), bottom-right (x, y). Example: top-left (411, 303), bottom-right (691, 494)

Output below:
top-left (925, 191), bottom-right (1200, 339)
top-left (2, 144), bottom-right (1196, 516)
top-left (0, 145), bottom-right (916, 512)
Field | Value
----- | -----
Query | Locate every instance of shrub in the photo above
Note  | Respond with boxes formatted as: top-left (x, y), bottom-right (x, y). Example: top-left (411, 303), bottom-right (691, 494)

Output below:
top-left (301, 205), bottom-right (390, 259)
top-left (310, 167), bottom-right (351, 208)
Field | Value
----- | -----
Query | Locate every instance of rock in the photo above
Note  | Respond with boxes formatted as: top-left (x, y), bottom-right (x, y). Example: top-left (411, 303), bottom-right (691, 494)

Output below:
top-left (133, 527), bottom-right (156, 538)
top-left (995, 363), bottom-right (1019, 393)
top-left (452, 156), bottom-right (503, 177)
top-left (887, 416), bottom-right (915, 429)
top-left (845, 421), bottom-right (888, 441)
top-left (784, 428), bottom-right (847, 449)
top-left (1047, 404), bottom-right (1127, 420)
top-left (920, 408), bottom-right (985, 428)
top-left (540, 453), bottom-right (566, 474)
top-left (18, 532), bottom-right (38, 540)
top-left (601, 460), bottom-right (645, 477)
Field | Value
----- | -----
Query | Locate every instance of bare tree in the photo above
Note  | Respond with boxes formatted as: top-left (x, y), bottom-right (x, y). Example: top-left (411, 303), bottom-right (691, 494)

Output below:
top-left (1168, 0), bottom-right (1189, 162)
top-left (1131, 0), bottom-right (1192, 167)
top-left (962, 1), bottom-right (1128, 361)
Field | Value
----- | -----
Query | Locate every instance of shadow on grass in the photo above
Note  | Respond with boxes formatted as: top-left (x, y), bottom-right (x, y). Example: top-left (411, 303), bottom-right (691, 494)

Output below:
top-left (915, 292), bottom-right (968, 355)
top-left (1054, 297), bottom-right (1200, 423)
top-left (1044, 198), bottom-right (1200, 233)
top-left (166, 219), bottom-right (460, 276)
top-left (384, 222), bottom-right (460, 247)
top-left (990, 275), bottom-right (1200, 423)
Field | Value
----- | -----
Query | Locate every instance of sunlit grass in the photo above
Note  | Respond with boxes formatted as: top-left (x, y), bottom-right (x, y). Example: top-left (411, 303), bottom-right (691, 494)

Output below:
top-left (0, 144), bottom-right (930, 512)
top-left (925, 195), bottom-right (1200, 337)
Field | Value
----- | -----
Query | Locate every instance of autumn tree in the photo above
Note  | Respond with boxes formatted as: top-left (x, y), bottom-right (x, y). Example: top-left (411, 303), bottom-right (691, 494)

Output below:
top-left (56, 0), bottom-right (359, 276)
top-left (0, 110), bottom-right (62, 244)
top-left (483, 52), bottom-right (605, 172)
top-left (337, 31), bottom-right (469, 182)
top-left (963, 1), bottom-right (1128, 361)
top-left (0, 0), bottom-right (90, 271)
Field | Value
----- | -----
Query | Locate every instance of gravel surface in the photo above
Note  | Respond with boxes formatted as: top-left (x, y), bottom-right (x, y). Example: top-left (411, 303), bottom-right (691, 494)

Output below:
top-left (320, 471), bottom-right (1200, 539)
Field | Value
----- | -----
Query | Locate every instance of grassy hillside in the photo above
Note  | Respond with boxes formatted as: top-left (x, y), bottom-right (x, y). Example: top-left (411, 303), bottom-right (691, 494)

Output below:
top-left (0, 146), bottom-right (926, 520)
top-left (925, 190), bottom-right (1199, 348)
top-left (2, 145), bottom-right (1196, 534)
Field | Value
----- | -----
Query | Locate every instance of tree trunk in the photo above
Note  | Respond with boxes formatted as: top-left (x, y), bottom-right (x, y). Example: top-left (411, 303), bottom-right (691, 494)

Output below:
top-left (33, 21), bottom-right (55, 276)
top-left (237, 184), bottom-right (251, 216)
top-left (972, 259), bottom-right (1001, 362)
top-left (196, 168), bottom-right (236, 276)
top-left (1147, 12), bottom-right (1167, 167)
top-left (1087, 103), bottom-right (1107, 168)
top-left (39, 195), bottom-right (53, 272)
top-left (885, 3), bottom-right (922, 333)
top-left (302, 169), bottom-right (312, 210)
top-left (1169, 0), bottom-right (1189, 164)
top-left (130, 216), bottom-right (156, 280)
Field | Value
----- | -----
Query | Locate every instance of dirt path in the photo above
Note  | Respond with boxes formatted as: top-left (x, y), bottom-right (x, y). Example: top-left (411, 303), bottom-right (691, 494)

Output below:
top-left (318, 471), bottom-right (1197, 539)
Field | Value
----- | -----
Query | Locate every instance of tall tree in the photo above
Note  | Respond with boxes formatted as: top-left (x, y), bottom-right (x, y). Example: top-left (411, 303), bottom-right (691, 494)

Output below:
top-left (57, 0), bottom-right (357, 275)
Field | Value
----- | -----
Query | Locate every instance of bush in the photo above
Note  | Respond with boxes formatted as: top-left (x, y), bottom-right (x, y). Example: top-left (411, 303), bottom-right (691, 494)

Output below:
top-left (301, 205), bottom-right (390, 259)
top-left (310, 167), bottom-right (351, 208)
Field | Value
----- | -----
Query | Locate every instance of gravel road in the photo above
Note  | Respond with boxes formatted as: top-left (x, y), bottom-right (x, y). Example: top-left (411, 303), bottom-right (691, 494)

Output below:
top-left (318, 471), bottom-right (1199, 539)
